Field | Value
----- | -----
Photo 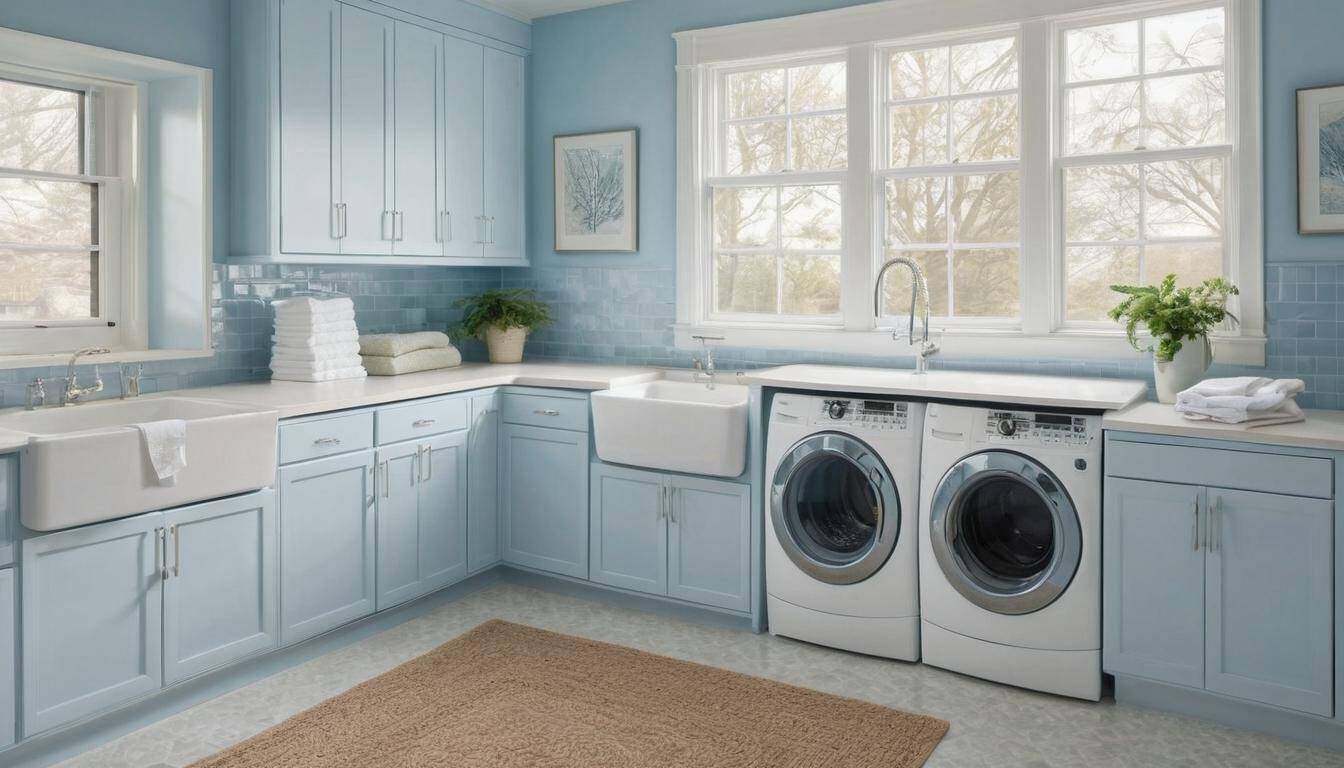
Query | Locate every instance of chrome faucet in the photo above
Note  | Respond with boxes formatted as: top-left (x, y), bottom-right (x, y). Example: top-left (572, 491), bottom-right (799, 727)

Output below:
top-left (63, 347), bottom-right (110, 405)
top-left (25, 378), bottom-right (46, 410)
top-left (120, 364), bottom-right (144, 400)
top-left (691, 334), bottom-right (725, 389)
top-left (874, 257), bottom-right (939, 374)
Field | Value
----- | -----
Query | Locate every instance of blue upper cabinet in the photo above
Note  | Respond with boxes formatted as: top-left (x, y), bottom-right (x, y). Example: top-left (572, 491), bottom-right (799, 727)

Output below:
top-left (230, 0), bottom-right (528, 266)
top-left (501, 423), bottom-right (589, 578)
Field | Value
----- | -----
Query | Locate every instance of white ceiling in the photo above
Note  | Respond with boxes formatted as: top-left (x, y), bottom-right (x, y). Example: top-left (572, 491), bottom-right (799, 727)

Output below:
top-left (472, 0), bottom-right (631, 22)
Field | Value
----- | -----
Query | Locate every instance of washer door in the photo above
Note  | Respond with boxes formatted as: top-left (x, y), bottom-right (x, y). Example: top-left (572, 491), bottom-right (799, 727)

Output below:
top-left (928, 451), bottom-right (1081, 615)
top-left (770, 432), bottom-right (901, 585)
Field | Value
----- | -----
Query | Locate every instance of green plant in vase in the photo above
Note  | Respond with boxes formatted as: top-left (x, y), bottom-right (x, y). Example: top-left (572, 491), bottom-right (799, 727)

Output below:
top-left (453, 289), bottom-right (554, 364)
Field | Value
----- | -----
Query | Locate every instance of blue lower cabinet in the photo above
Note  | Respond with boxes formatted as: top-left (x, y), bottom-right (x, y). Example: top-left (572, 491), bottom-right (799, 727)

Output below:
top-left (162, 491), bottom-right (277, 685)
top-left (376, 432), bottom-right (469, 610)
top-left (589, 464), bottom-right (666, 595)
top-left (279, 450), bottom-right (377, 646)
top-left (468, 392), bottom-right (501, 573)
top-left (375, 442), bottom-right (424, 609)
top-left (0, 455), bottom-right (14, 567)
top-left (501, 423), bottom-right (589, 578)
top-left (0, 567), bottom-right (13, 748)
top-left (22, 514), bottom-right (165, 736)
top-left (667, 476), bottom-right (751, 613)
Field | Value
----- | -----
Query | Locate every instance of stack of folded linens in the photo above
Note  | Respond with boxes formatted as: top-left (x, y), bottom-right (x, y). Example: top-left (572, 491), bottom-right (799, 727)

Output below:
top-left (270, 297), bottom-right (367, 382)
top-left (1174, 377), bottom-right (1306, 427)
top-left (358, 331), bottom-right (461, 376)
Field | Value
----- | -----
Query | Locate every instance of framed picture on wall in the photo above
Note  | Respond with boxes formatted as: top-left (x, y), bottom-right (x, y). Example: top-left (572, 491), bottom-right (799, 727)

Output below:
top-left (554, 129), bottom-right (638, 252)
top-left (1298, 83), bottom-right (1344, 233)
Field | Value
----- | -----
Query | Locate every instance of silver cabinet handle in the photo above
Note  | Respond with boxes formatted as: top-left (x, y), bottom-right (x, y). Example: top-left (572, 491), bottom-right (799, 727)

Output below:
top-left (313, 436), bottom-right (342, 447)
top-left (171, 524), bottom-right (181, 578)
top-left (534, 408), bottom-right (561, 417)
top-left (156, 526), bottom-right (167, 581)
top-left (382, 210), bottom-right (392, 240)
top-left (422, 445), bottom-right (433, 482)
top-left (331, 202), bottom-right (342, 239)
top-left (1211, 496), bottom-right (1222, 552)
top-left (393, 210), bottom-right (404, 241)
top-left (668, 487), bottom-right (678, 524)
top-left (367, 463), bottom-right (376, 508)
top-left (381, 460), bottom-right (389, 498)
top-left (1192, 497), bottom-right (1200, 551)
top-left (339, 203), bottom-right (347, 238)
top-left (441, 211), bottom-right (452, 242)
top-left (658, 484), bottom-right (667, 520)
top-left (412, 418), bottom-right (436, 428)
top-left (487, 216), bottom-right (496, 244)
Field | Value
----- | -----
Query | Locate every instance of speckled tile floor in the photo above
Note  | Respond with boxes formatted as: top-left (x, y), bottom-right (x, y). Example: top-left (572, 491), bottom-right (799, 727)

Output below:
top-left (52, 581), bottom-right (1344, 768)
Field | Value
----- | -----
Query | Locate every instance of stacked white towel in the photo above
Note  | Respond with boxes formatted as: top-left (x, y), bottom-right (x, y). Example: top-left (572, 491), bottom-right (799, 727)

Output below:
top-left (269, 297), bottom-right (367, 382)
top-left (1174, 377), bottom-right (1306, 426)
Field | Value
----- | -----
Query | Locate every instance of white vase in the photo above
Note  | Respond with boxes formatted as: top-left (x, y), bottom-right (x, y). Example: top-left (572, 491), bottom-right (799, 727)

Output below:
top-left (484, 324), bottom-right (528, 363)
top-left (1153, 335), bottom-right (1212, 404)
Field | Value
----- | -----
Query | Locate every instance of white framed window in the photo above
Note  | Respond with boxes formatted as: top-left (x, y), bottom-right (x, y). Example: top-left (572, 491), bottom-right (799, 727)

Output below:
top-left (674, 0), bottom-right (1264, 364)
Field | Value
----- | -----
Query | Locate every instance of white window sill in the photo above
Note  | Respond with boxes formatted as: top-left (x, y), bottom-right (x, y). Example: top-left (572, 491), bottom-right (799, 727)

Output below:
top-left (673, 324), bottom-right (1267, 367)
top-left (0, 348), bottom-right (214, 372)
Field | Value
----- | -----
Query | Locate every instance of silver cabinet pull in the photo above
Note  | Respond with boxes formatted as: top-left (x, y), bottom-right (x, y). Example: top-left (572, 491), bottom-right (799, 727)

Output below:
top-left (668, 487), bottom-right (678, 524)
top-left (381, 460), bottom-right (389, 498)
top-left (1191, 497), bottom-right (1200, 551)
top-left (155, 527), bottom-right (166, 581)
top-left (331, 202), bottom-right (342, 239)
top-left (420, 444), bottom-right (433, 482)
top-left (412, 418), bottom-right (436, 428)
top-left (487, 215), bottom-right (496, 245)
top-left (658, 484), bottom-right (667, 520)
top-left (534, 408), bottom-right (561, 417)
top-left (338, 203), bottom-right (347, 238)
top-left (1211, 496), bottom-right (1222, 552)
top-left (313, 436), bottom-right (342, 447)
top-left (367, 463), bottom-right (376, 508)
top-left (393, 210), bottom-right (404, 241)
top-left (441, 211), bottom-right (452, 242)
top-left (382, 209), bottom-right (392, 240)
top-left (171, 524), bottom-right (181, 578)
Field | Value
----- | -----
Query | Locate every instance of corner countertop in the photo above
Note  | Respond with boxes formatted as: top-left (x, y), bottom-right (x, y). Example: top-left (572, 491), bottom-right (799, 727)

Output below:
top-left (0, 362), bottom-right (661, 451)
top-left (1103, 400), bottom-right (1344, 453)
top-left (740, 364), bottom-right (1148, 411)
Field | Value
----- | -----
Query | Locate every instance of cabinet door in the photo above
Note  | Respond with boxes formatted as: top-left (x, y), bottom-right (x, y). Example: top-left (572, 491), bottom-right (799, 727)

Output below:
top-left (468, 392), bottom-right (501, 572)
top-left (667, 476), bottom-right (750, 612)
top-left (278, 0), bottom-right (340, 254)
top-left (0, 454), bottom-right (13, 567)
top-left (162, 491), bottom-right (277, 685)
top-left (375, 442), bottom-right (423, 610)
top-left (22, 514), bottom-right (164, 735)
top-left (392, 21), bottom-right (443, 256)
top-left (339, 5), bottom-right (392, 255)
top-left (0, 568), bottom-right (13, 749)
top-left (279, 450), bottom-right (376, 646)
top-left (1205, 488), bottom-right (1333, 716)
top-left (441, 35), bottom-right (484, 259)
top-left (1102, 478), bottom-right (1206, 688)
top-left (500, 424), bottom-right (589, 578)
top-left (417, 431), bottom-right (469, 593)
top-left (589, 464), bottom-right (666, 596)
top-left (482, 47), bottom-right (524, 261)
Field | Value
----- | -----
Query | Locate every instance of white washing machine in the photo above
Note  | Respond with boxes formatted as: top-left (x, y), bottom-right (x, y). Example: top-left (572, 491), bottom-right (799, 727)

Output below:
top-left (918, 403), bottom-right (1103, 700)
top-left (765, 393), bottom-right (925, 660)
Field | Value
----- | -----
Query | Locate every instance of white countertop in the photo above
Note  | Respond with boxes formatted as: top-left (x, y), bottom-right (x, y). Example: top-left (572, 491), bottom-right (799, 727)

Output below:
top-left (1104, 400), bottom-right (1344, 452)
top-left (741, 364), bottom-right (1148, 411)
top-left (0, 362), bottom-right (661, 451)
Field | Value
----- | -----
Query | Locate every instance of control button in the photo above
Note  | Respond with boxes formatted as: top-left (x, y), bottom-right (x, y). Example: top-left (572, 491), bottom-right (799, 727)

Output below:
top-left (997, 418), bottom-right (1017, 436)
top-left (826, 400), bottom-right (849, 420)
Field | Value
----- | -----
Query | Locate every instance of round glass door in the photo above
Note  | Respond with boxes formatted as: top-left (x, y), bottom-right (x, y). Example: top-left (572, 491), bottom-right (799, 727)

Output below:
top-left (928, 451), bottom-right (1081, 614)
top-left (770, 433), bottom-right (900, 585)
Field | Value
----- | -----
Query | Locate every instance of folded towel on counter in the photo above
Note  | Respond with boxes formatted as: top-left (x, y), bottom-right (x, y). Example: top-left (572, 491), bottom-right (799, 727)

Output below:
top-left (1175, 377), bottom-right (1306, 425)
top-left (135, 419), bottom-right (187, 486)
top-left (268, 341), bottom-right (362, 362)
top-left (1176, 376), bottom-right (1273, 398)
top-left (271, 296), bottom-right (355, 319)
top-left (274, 317), bottom-right (358, 334)
top-left (1180, 399), bottom-right (1306, 428)
top-left (361, 346), bottom-right (462, 376)
top-left (269, 354), bottom-right (364, 373)
top-left (270, 365), bottom-right (368, 383)
top-left (358, 331), bottom-right (451, 358)
top-left (272, 330), bottom-right (360, 348)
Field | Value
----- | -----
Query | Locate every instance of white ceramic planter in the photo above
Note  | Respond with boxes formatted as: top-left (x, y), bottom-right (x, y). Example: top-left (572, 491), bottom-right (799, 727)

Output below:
top-left (484, 324), bottom-right (528, 363)
top-left (1154, 335), bottom-right (1212, 404)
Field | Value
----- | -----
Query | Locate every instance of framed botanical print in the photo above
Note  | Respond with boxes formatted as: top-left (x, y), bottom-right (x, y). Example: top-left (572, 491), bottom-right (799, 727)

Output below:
top-left (554, 129), bottom-right (638, 252)
top-left (1298, 84), bottom-right (1344, 234)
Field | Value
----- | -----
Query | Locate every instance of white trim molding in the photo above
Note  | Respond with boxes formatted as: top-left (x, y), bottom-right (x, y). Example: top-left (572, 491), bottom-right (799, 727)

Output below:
top-left (674, 0), bottom-right (1265, 367)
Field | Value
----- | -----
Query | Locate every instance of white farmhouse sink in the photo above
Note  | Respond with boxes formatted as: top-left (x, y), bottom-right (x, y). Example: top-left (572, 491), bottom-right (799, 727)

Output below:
top-left (3, 397), bottom-right (278, 531)
top-left (592, 379), bottom-right (749, 478)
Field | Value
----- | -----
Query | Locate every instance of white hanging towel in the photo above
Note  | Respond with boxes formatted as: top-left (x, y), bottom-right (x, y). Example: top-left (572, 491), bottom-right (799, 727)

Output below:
top-left (135, 419), bottom-right (187, 486)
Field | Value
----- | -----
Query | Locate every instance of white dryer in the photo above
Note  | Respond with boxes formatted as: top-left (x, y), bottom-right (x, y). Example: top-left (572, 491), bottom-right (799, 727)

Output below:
top-left (918, 403), bottom-right (1103, 700)
top-left (765, 393), bottom-right (925, 660)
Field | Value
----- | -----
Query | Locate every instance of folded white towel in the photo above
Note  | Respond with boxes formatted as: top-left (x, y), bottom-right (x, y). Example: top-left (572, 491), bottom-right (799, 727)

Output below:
top-left (358, 331), bottom-right (451, 357)
top-left (271, 296), bottom-right (355, 318)
top-left (1181, 399), bottom-right (1307, 427)
top-left (1175, 378), bottom-right (1306, 424)
top-left (274, 317), bottom-right (358, 334)
top-left (361, 346), bottom-right (462, 375)
top-left (269, 354), bottom-right (364, 373)
top-left (1177, 377), bottom-right (1273, 398)
top-left (271, 366), bottom-right (367, 383)
top-left (272, 331), bottom-right (360, 347)
top-left (268, 341), bottom-right (362, 362)
top-left (135, 419), bottom-right (187, 486)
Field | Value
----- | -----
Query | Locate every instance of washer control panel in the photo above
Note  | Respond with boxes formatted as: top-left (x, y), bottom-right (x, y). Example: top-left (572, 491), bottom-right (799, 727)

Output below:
top-left (818, 399), bottom-right (911, 431)
top-left (984, 410), bottom-right (1093, 446)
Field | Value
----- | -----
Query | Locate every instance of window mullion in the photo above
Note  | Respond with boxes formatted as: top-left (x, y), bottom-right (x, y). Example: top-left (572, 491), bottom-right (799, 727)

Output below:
top-left (1020, 19), bottom-right (1052, 335)
top-left (841, 42), bottom-right (872, 331)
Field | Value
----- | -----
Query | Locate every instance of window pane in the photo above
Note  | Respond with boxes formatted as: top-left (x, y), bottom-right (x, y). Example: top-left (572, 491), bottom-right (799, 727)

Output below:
top-left (782, 255), bottom-right (840, 315)
top-left (1146, 242), bottom-right (1223, 287)
top-left (885, 176), bottom-right (946, 245)
top-left (1145, 71), bottom-right (1225, 149)
top-left (792, 114), bottom-right (847, 171)
top-left (1145, 7), bottom-right (1224, 73)
top-left (713, 187), bottom-right (776, 249)
top-left (1065, 165), bottom-right (1140, 241)
top-left (889, 46), bottom-right (948, 100)
top-left (0, 177), bottom-right (96, 246)
top-left (1066, 82), bottom-right (1141, 154)
top-left (1145, 158), bottom-right (1224, 239)
top-left (889, 103), bottom-right (948, 167)
top-left (781, 185), bottom-right (841, 250)
top-left (952, 172), bottom-right (1019, 244)
top-left (1065, 245), bottom-right (1140, 321)
top-left (1066, 21), bottom-right (1139, 82)
top-left (0, 79), bottom-right (82, 175)
top-left (724, 120), bottom-right (786, 175)
top-left (952, 95), bottom-right (1018, 163)
top-left (952, 249), bottom-right (1019, 317)
top-left (0, 248), bottom-right (96, 320)
top-left (789, 62), bottom-right (845, 112)
top-left (882, 250), bottom-right (949, 317)
top-left (714, 253), bottom-right (777, 314)
top-left (952, 37), bottom-right (1017, 94)
top-left (726, 69), bottom-right (785, 119)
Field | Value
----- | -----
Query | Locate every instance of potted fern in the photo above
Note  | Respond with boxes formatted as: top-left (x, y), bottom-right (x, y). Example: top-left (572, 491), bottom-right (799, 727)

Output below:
top-left (454, 289), bottom-right (554, 364)
top-left (1108, 275), bottom-right (1239, 403)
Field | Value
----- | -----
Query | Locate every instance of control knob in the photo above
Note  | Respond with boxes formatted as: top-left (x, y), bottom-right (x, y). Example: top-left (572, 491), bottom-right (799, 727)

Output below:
top-left (826, 400), bottom-right (849, 420)
top-left (996, 418), bottom-right (1017, 436)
